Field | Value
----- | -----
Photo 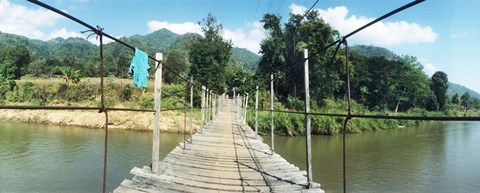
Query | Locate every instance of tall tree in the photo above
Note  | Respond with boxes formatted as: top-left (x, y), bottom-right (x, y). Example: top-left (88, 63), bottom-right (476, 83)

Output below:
top-left (431, 71), bottom-right (449, 111)
top-left (257, 14), bottom-right (286, 96)
top-left (258, 11), bottom-right (339, 100)
top-left (189, 13), bottom-right (232, 93)
top-left (163, 49), bottom-right (189, 84)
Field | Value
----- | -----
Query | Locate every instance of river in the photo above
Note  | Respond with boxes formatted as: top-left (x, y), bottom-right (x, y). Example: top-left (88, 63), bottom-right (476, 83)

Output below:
top-left (1, 121), bottom-right (479, 193)
top-left (264, 121), bottom-right (480, 193)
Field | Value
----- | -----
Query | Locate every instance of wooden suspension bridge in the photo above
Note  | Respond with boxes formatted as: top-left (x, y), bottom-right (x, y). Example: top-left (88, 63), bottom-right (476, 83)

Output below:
top-left (114, 99), bottom-right (324, 193)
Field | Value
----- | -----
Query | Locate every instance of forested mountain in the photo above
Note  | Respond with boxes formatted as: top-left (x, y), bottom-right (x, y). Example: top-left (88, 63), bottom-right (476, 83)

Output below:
top-left (230, 48), bottom-right (260, 71)
top-left (350, 45), bottom-right (401, 61)
top-left (449, 82), bottom-right (480, 99)
top-left (0, 29), bottom-right (260, 78)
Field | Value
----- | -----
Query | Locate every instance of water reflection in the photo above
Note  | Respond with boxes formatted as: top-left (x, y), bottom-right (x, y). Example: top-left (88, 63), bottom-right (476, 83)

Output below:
top-left (265, 122), bottom-right (480, 193)
top-left (0, 122), bottom-right (184, 192)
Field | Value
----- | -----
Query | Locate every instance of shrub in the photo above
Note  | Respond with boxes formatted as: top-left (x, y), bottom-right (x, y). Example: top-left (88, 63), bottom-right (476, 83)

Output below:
top-left (287, 96), bottom-right (304, 110)
top-left (120, 84), bottom-right (133, 102)
top-left (33, 84), bottom-right (55, 105)
top-left (140, 92), bottom-right (154, 109)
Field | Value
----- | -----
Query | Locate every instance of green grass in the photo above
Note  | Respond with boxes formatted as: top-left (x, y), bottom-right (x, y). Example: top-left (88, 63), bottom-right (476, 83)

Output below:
top-left (244, 98), bottom-right (478, 136)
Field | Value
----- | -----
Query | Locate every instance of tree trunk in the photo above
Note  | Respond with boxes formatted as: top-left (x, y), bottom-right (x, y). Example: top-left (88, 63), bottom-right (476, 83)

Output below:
top-left (395, 100), bottom-right (400, 113)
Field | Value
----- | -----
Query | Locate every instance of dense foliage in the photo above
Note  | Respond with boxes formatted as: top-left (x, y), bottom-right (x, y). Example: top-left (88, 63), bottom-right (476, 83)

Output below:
top-left (189, 14), bottom-right (232, 93)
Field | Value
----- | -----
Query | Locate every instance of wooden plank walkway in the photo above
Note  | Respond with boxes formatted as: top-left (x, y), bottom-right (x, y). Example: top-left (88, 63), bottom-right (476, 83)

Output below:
top-left (114, 99), bottom-right (324, 193)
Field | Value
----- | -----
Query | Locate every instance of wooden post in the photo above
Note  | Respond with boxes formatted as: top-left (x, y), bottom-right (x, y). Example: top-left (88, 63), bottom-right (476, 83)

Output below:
top-left (152, 53), bottom-right (162, 174)
top-left (304, 49), bottom-right (313, 188)
top-left (189, 76), bottom-right (193, 143)
top-left (233, 87), bottom-right (235, 111)
top-left (255, 86), bottom-right (259, 138)
top-left (213, 94), bottom-right (216, 118)
top-left (209, 91), bottom-right (213, 121)
top-left (237, 94), bottom-right (241, 116)
top-left (244, 93), bottom-right (249, 124)
top-left (205, 89), bottom-right (209, 124)
top-left (270, 74), bottom-right (274, 153)
top-left (201, 86), bottom-right (205, 133)
top-left (209, 91), bottom-right (212, 122)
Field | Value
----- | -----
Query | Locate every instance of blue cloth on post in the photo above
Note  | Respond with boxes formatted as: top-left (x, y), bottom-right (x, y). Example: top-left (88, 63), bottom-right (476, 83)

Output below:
top-left (129, 48), bottom-right (149, 88)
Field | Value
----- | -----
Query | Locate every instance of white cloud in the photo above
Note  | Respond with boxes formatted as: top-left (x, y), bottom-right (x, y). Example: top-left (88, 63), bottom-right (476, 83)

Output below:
top-left (0, 0), bottom-right (87, 42)
top-left (423, 62), bottom-right (437, 77)
top-left (147, 21), bottom-right (202, 35)
top-left (147, 20), bottom-right (265, 53)
top-left (450, 31), bottom-right (470, 39)
top-left (48, 28), bottom-right (83, 39)
top-left (290, 3), bottom-right (307, 15)
top-left (222, 21), bottom-right (265, 54)
top-left (289, 3), bottom-right (438, 46)
top-left (418, 58), bottom-right (438, 77)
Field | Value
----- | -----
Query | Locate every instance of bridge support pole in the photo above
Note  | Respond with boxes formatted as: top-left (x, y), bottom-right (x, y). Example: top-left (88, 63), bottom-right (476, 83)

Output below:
top-left (206, 89), bottom-right (209, 125)
top-left (233, 87), bottom-right (236, 112)
top-left (304, 49), bottom-right (313, 188)
top-left (213, 94), bottom-right (216, 119)
top-left (152, 52), bottom-right (163, 174)
top-left (210, 91), bottom-right (213, 121)
top-left (255, 86), bottom-right (259, 138)
top-left (201, 86), bottom-right (205, 133)
top-left (244, 93), bottom-right (249, 124)
top-left (189, 76), bottom-right (193, 143)
top-left (270, 74), bottom-right (274, 154)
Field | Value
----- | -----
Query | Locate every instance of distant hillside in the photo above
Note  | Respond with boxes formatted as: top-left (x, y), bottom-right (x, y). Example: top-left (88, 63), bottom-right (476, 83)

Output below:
top-left (350, 45), bottom-right (401, 61)
top-left (110, 29), bottom-right (259, 69)
top-left (230, 48), bottom-right (260, 71)
top-left (0, 30), bottom-right (260, 78)
top-left (449, 82), bottom-right (480, 99)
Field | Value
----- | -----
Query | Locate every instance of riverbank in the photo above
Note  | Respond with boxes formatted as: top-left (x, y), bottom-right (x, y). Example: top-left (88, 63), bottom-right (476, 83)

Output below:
top-left (0, 109), bottom-right (200, 132)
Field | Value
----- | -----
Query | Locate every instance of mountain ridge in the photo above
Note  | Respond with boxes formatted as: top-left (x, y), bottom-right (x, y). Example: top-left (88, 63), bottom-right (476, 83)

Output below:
top-left (0, 29), bottom-right (260, 70)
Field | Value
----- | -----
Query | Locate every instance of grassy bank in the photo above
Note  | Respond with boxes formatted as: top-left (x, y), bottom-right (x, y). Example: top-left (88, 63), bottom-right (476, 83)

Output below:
top-left (0, 77), bottom-right (203, 132)
top-left (245, 98), bottom-right (479, 136)
top-left (246, 110), bottom-right (419, 136)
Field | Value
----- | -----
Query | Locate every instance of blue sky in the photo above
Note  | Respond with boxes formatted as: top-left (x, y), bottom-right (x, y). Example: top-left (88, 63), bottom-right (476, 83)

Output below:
top-left (1, 0), bottom-right (479, 93)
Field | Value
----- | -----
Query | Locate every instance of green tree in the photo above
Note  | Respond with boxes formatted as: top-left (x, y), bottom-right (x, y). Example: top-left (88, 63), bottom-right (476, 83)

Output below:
top-left (451, 93), bottom-right (461, 105)
top-left (349, 54), bottom-right (432, 112)
top-left (258, 11), bottom-right (339, 100)
top-left (0, 45), bottom-right (31, 79)
top-left (28, 58), bottom-right (47, 77)
top-left (431, 71), bottom-right (449, 111)
top-left (285, 11), bottom-right (340, 100)
top-left (257, 14), bottom-right (286, 96)
top-left (461, 92), bottom-right (472, 110)
top-left (61, 67), bottom-right (82, 85)
top-left (0, 74), bottom-right (16, 101)
top-left (189, 13), bottom-right (232, 93)
top-left (164, 49), bottom-right (189, 84)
